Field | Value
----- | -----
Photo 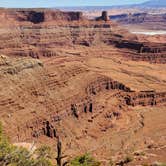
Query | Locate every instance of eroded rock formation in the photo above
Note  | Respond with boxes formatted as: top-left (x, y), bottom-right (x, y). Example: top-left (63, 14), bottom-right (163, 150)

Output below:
top-left (124, 91), bottom-right (166, 106)
top-left (113, 39), bottom-right (166, 63)
top-left (96, 11), bottom-right (109, 21)
top-left (5, 72), bottom-right (165, 141)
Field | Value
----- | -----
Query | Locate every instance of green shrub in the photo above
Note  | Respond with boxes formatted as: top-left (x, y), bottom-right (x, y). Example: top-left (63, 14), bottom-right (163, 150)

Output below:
top-left (33, 157), bottom-right (53, 166)
top-left (160, 164), bottom-right (166, 166)
top-left (0, 122), bottom-right (2, 137)
top-left (35, 145), bottom-right (52, 159)
top-left (109, 159), bottom-right (114, 166)
top-left (70, 153), bottom-right (100, 166)
top-left (0, 122), bottom-right (53, 166)
top-left (142, 164), bottom-right (149, 166)
top-left (153, 162), bottom-right (166, 166)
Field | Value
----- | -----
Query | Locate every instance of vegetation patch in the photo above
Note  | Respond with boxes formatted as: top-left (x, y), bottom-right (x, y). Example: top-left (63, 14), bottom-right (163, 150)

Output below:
top-left (70, 153), bottom-right (100, 166)
top-left (0, 122), bottom-right (53, 166)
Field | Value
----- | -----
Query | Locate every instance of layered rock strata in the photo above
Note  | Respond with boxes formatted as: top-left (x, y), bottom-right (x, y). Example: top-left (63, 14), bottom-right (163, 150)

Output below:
top-left (0, 9), bottom-right (165, 63)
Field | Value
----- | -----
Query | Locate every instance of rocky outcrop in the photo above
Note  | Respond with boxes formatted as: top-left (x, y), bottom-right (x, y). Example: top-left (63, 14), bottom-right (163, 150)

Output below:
top-left (112, 39), bottom-right (166, 63)
top-left (0, 55), bottom-right (43, 75)
top-left (32, 121), bottom-right (56, 138)
top-left (113, 39), bottom-right (166, 53)
top-left (96, 11), bottom-right (110, 21)
top-left (85, 76), bottom-right (131, 96)
top-left (0, 55), bottom-right (10, 66)
top-left (124, 91), bottom-right (166, 106)
top-left (129, 52), bottom-right (166, 63)
top-left (113, 40), bottom-right (143, 51)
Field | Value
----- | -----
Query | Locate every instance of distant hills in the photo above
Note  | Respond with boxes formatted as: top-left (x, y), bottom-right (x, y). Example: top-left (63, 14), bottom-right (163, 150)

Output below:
top-left (140, 0), bottom-right (166, 7)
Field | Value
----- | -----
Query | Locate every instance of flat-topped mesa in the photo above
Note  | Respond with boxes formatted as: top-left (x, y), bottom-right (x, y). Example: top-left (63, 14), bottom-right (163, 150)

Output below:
top-left (0, 8), bottom-right (84, 24)
top-left (96, 11), bottom-right (110, 21)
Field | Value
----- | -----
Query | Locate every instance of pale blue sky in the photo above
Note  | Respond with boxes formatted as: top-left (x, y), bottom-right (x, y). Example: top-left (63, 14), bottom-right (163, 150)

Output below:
top-left (0, 0), bottom-right (149, 8)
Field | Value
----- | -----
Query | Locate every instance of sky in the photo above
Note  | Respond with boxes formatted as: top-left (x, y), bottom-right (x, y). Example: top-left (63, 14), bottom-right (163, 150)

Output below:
top-left (0, 0), bottom-right (149, 8)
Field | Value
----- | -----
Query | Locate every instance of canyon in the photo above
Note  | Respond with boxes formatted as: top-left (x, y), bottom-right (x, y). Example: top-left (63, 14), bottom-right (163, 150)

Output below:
top-left (0, 8), bottom-right (165, 165)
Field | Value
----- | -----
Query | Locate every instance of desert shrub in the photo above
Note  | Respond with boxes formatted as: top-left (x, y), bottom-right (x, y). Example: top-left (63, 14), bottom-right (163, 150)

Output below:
top-left (0, 122), bottom-right (2, 137)
top-left (34, 145), bottom-right (53, 166)
top-left (134, 151), bottom-right (146, 156)
top-left (160, 164), bottom-right (166, 166)
top-left (142, 164), bottom-right (149, 166)
top-left (123, 155), bottom-right (133, 163)
top-left (0, 143), bottom-right (35, 166)
top-left (33, 157), bottom-right (53, 166)
top-left (70, 153), bottom-right (100, 166)
top-left (0, 122), bottom-right (53, 166)
top-left (35, 145), bottom-right (52, 159)
top-left (152, 162), bottom-right (166, 166)
top-left (109, 159), bottom-right (114, 166)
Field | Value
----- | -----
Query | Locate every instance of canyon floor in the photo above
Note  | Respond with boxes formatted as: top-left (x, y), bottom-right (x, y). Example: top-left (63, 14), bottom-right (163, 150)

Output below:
top-left (0, 9), bottom-right (165, 165)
